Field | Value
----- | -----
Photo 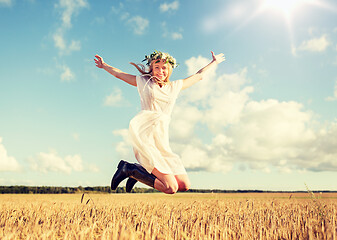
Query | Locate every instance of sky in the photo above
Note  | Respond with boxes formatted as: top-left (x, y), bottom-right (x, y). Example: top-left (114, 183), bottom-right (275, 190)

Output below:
top-left (1, 0), bottom-right (337, 191)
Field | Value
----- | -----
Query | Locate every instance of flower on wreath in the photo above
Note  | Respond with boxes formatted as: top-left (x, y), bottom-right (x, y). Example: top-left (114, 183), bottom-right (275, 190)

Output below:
top-left (143, 50), bottom-right (178, 68)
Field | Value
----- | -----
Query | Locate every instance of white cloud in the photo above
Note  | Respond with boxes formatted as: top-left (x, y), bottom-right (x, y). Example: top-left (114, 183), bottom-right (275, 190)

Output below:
top-left (113, 129), bottom-right (134, 161)
top-left (28, 149), bottom-right (84, 174)
top-left (120, 12), bottom-right (130, 21)
top-left (180, 144), bottom-right (212, 170)
top-left (0, 0), bottom-right (12, 7)
top-left (160, 1), bottom-right (179, 12)
top-left (55, 0), bottom-right (88, 28)
top-left (52, 0), bottom-right (88, 54)
top-left (299, 122), bottom-right (337, 172)
top-left (69, 40), bottom-right (81, 51)
top-left (162, 22), bottom-right (183, 40)
top-left (297, 35), bottom-right (330, 52)
top-left (53, 28), bottom-right (82, 55)
top-left (111, 4), bottom-right (149, 36)
top-left (88, 164), bottom-right (100, 172)
top-left (0, 137), bottom-right (21, 172)
top-left (184, 55), bottom-right (215, 76)
top-left (127, 16), bottom-right (149, 35)
top-left (173, 55), bottom-right (337, 173)
top-left (60, 65), bottom-right (75, 82)
top-left (171, 32), bottom-right (183, 40)
top-left (53, 29), bottom-right (66, 51)
top-left (111, 2), bottom-right (124, 14)
top-left (227, 100), bottom-right (315, 162)
top-left (171, 136), bottom-right (234, 173)
top-left (171, 104), bottom-right (203, 140)
top-left (104, 88), bottom-right (125, 107)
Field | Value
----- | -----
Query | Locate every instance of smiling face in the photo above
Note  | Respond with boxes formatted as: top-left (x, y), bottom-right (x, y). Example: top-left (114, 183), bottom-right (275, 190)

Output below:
top-left (151, 59), bottom-right (172, 83)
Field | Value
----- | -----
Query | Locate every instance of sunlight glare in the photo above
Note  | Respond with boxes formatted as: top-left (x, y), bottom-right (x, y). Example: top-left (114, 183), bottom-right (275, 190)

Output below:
top-left (264, 0), bottom-right (315, 16)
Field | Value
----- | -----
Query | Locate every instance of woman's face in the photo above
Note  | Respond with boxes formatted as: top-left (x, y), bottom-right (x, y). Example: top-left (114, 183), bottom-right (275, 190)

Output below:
top-left (152, 60), bottom-right (170, 82)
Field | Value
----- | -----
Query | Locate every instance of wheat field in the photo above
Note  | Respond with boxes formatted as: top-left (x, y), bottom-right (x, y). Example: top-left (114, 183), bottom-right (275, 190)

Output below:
top-left (0, 192), bottom-right (337, 239)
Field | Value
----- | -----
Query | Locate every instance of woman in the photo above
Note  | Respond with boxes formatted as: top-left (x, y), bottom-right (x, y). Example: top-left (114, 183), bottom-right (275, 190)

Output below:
top-left (94, 50), bottom-right (225, 194)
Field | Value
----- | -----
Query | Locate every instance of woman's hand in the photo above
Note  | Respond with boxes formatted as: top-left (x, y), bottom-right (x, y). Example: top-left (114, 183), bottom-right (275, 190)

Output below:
top-left (94, 54), bottom-right (137, 86)
top-left (94, 55), bottom-right (105, 68)
top-left (211, 51), bottom-right (225, 64)
top-left (182, 51), bottom-right (225, 90)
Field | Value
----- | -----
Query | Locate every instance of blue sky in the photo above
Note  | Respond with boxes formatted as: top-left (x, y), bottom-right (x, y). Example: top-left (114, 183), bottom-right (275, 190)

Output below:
top-left (1, 0), bottom-right (337, 191)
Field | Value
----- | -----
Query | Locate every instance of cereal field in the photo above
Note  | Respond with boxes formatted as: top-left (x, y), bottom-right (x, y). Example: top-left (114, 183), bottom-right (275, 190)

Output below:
top-left (1, 192), bottom-right (337, 239)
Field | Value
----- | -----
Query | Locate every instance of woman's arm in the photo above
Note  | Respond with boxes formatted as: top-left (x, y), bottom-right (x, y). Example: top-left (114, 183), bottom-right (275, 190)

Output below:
top-left (182, 51), bottom-right (225, 90)
top-left (95, 55), bottom-right (137, 87)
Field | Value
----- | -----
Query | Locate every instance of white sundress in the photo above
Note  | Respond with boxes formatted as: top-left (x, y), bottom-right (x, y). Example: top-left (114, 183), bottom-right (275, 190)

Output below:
top-left (129, 75), bottom-right (187, 175)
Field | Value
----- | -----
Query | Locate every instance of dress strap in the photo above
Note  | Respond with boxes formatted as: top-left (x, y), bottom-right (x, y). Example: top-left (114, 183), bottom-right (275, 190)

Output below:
top-left (141, 74), bottom-right (154, 92)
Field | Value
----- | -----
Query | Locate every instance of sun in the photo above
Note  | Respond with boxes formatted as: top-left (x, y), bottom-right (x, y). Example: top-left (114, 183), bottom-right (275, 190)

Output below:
top-left (262, 0), bottom-right (315, 18)
top-left (256, 0), bottom-right (323, 47)
top-left (232, 0), bottom-right (323, 33)
top-left (224, 0), bottom-right (334, 43)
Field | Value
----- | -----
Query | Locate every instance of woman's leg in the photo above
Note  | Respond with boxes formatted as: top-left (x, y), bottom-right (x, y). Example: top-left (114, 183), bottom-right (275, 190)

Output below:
top-left (126, 168), bottom-right (190, 193)
top-left (111, 160), bottom-right (156, 190)
top-left (113, 162), bottom-right (187, 194)
top-left (175, 174), bottom-right (191, 192)
top-left (151, 168), bottom-right (179, 194)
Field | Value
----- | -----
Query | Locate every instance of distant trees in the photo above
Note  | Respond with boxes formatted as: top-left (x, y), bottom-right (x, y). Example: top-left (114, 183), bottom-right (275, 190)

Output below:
top-left (0, 186), bottom-right (160, 194)
top-left (1, 186), bottom-right (335, 194)
top-left (0, 186), bottom-right (78, 194)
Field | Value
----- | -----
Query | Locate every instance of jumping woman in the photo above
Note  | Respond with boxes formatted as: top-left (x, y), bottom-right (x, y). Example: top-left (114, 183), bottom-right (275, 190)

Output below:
top-left (94, 50), bottom-right (225, 194)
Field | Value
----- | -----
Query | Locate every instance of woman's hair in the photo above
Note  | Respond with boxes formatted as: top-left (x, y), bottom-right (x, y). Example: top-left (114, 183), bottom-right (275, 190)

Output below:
top-left (129, 62), bottom-right (150, 75)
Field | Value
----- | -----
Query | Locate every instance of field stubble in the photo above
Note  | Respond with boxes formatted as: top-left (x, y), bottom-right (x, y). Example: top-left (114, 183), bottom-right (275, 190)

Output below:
top-left (0, 192), bottom-right (337, 239)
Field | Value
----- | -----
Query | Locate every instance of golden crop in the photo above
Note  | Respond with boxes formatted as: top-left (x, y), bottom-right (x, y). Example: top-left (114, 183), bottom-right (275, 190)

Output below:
top-left (0, 192), bottom-right (336, 239)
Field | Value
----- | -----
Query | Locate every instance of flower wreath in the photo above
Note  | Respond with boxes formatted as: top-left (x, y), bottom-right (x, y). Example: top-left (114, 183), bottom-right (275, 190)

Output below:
top-left (143, 50), bottom-right (178, 68)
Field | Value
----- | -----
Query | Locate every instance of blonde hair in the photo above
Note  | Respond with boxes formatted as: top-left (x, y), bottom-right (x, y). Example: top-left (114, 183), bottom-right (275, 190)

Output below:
top-left (130, 60), bottom-right (173, 86)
